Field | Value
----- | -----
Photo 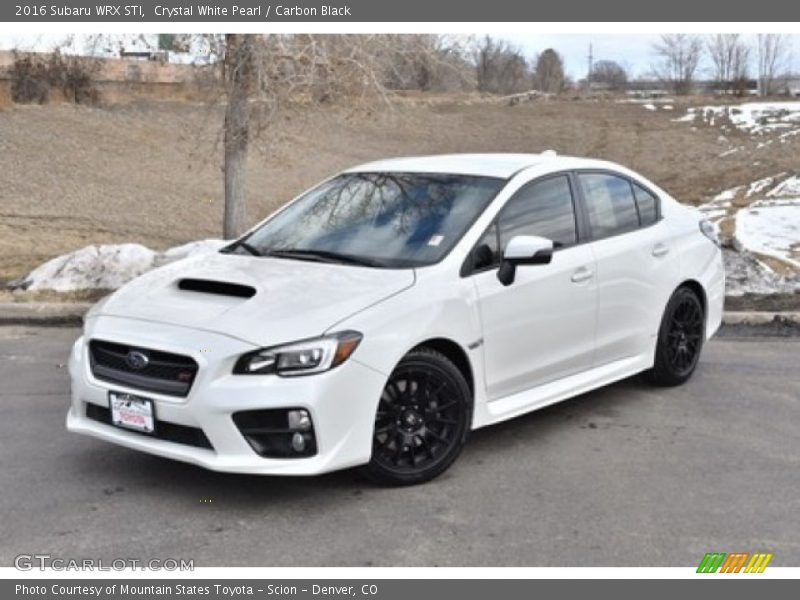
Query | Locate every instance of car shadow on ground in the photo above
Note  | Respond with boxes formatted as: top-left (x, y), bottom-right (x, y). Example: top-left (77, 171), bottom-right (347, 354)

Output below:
top-left (71, 373), bottom-right (656, 506)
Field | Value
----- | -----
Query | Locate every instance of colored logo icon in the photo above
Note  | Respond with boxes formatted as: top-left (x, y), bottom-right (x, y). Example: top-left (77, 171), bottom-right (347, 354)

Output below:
top-left (697, 552), bottom-right (773, 573)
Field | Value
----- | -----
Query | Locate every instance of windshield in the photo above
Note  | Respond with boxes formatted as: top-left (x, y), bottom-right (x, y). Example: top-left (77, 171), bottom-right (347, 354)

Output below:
top-left (229, 172), bottom-right (505, 268)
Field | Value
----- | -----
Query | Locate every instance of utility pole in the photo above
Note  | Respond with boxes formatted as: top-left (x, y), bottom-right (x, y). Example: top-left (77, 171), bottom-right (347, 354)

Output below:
top-left (587, 43), bottom-right (594, 90)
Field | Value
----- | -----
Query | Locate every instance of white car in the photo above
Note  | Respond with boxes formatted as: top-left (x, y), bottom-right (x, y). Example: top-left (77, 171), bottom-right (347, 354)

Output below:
top-left (67, 153), bottom-right (724, 485)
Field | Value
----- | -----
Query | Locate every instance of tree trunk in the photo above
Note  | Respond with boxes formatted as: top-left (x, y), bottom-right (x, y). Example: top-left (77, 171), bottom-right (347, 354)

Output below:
top-left (223, 34), bottom-right (254, 239)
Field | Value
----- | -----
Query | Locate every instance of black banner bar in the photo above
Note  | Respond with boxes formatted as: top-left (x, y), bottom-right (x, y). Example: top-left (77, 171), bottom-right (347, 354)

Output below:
top-left (3, 579), bottom-right (798, 600)
top-left (3, 0), bottom-right (800, 22)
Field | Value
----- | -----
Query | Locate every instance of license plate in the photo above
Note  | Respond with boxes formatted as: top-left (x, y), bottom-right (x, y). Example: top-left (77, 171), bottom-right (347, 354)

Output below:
top-left (109, 392), bottom-right (155, 434)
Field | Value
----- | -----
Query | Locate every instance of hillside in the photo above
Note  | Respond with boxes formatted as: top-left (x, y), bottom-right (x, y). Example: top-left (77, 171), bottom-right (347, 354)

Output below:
top-left (1, 95), bottom-right (798, 283)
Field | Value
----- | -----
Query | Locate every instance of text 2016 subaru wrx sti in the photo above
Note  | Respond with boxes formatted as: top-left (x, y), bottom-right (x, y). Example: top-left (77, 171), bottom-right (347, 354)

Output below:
top-left (68, 153), bottom-right (724, 485)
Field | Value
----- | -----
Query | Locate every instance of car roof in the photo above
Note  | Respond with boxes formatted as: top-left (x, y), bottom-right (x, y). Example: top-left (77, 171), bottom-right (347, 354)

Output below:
top-left (344, 152), bottom-right (573, 179)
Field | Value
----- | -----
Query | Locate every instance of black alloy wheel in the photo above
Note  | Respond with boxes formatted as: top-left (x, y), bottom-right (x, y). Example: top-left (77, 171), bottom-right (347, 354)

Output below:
top-left (363, 348), bottom-right (471, 485)
top-left (646, 286), bottom-right (705, 386)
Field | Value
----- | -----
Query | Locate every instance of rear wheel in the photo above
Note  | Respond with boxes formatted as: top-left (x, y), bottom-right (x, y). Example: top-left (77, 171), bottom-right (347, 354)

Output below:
top-left (363, 348), bottom-right (471, 486)
top-left (646, 286), bottom-right (705, 386)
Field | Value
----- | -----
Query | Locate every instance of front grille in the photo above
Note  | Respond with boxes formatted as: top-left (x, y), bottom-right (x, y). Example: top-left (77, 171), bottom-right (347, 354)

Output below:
top-left (85, 403), bottom-right (214, 450)
top-left (89, 339), bottom-right (198, 397)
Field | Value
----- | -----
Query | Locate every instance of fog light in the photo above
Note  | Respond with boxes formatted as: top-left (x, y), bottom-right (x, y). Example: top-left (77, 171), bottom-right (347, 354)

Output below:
top-left (288, 409), bottom-right (311, 431)
top-left (291, 432), bottom-right (306, 453)
top-left (233, 408), bottom-right (317, 458)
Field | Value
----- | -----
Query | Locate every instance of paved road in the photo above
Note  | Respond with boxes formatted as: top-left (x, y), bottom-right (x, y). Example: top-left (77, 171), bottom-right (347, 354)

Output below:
top-left (1, 326), bottom-right (798, 567)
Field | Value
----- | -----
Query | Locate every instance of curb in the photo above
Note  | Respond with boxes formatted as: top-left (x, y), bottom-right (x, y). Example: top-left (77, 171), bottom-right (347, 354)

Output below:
top-left (1, 303), bottom-right (799, 329)
top-left (0, 302), bottom-right (94, 326)
top-left (721, 311), bottom-right (800, 327)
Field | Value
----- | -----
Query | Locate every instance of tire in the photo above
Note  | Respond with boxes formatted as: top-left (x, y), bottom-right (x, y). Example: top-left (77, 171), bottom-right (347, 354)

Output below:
top-left (645, 286), bottom-right (705, 387)
top-left (362, 347), bottom-right (472, 486)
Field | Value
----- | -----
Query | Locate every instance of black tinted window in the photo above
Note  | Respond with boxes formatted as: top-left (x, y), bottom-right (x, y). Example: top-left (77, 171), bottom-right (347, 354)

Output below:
top-left (497, 176), bottom-right (577, 249)
top-left (633, 183), bottom-right (659, 225)
top-left (579, 173), bottom-right (640, 238)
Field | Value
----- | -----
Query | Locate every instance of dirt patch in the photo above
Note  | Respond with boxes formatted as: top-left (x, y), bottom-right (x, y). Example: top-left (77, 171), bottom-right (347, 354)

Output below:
top-left (718, 217), bottom-right (736, 245)
top-left (0, 84), bottom-right (11, 110)
top-left (0, 288), bottom-right (109, 304)
top-left (752, 253), bottom-right (798, 277)
top-left (2, 96), bottom-right (799, 281)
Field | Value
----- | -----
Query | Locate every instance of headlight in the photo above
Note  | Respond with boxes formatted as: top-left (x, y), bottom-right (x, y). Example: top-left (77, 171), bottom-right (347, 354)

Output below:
top-left (233, 331), bottom-right (363, 376)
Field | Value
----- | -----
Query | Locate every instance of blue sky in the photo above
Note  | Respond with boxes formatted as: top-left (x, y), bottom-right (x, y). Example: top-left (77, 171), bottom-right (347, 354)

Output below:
top-left (505, 33), bottom-right (661, 78)
top-left (504, 33), bottom-right (798, 79)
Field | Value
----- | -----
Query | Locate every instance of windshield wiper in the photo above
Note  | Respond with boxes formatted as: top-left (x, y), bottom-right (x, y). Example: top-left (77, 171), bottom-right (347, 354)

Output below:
top-left (265, 248), bottom-right (385, 268)
top-left (220, 240), bottom-right (262, 257)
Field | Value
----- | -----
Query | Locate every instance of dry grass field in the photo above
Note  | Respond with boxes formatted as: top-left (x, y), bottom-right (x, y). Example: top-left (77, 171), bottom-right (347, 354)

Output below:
top-left (1, 94), bottom-right (798, 283)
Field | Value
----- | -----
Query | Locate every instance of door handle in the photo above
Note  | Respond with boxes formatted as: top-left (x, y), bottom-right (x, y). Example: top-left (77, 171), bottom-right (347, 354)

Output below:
top-left (652, 243), bottom-right (670, 257)
top-left (571, 267), bottom-right (593, 283)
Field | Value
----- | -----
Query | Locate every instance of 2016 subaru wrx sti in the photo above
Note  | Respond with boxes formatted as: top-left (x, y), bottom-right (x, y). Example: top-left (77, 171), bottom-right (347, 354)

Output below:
top-left (67, 153), bottom-right (724, 485)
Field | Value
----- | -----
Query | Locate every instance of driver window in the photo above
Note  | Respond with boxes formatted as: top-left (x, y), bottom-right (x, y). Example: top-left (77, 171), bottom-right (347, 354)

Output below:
top-left (497, 175), bottom-right (578, 250)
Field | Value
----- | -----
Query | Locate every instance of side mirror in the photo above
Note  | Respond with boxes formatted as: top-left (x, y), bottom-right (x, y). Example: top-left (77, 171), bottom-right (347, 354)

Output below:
top-left (497, 235), bottom-right (554, 286)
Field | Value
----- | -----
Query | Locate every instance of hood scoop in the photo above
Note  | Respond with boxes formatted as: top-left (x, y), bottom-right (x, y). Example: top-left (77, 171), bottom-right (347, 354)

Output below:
top-left (177, 278), bottom-right (256, 298)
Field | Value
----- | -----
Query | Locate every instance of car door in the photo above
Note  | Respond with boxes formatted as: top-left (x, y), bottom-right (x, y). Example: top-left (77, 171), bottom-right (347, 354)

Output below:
top-left (575, 171), bottom-right (680, 365)
top-left (470, 174), bottom-right (597, 401)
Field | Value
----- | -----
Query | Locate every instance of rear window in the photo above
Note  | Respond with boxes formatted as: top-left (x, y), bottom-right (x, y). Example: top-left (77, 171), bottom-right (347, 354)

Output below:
top-left (578, 173), bottom-right (640, 239)
top-left (633, 183), bottom-right (659, 225)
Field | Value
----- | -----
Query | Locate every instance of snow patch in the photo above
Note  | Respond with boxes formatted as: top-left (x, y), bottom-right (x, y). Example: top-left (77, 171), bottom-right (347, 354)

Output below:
top-left (679, 101), bottom-right (800, 137)
top-left (713, 187), bottom-right (742, 203)
top-left (153, 239), bottom-right (228, 267)
top-left (735, 199), bottom-right (800, 268)
top-left (767, 175), bottom-right (800, 198)
top-left (701, 174), bottom-right (800, 295)
top-left (746, 175), bottom-right (778, 197)
top-left (719, 146), bottom-right (743, 157)
top-left (723, 248), bottom-right (799, 296)
top-left (12, 239), bottom-right (227, 292)
top-left (672, 112), bottom-right (696, 123)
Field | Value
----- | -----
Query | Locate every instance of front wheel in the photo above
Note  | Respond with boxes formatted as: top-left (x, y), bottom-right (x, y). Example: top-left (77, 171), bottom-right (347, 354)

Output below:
top-left (646, 286), bottom-right (705, 386)
top-left (363, 348), bottom-right (471, 486)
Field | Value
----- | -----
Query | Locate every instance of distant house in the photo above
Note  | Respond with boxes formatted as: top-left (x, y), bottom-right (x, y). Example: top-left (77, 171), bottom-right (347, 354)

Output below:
top-left (708, 79), bottom-right (759, 96)
top-left (625, 80), bottom-right (672, 98)
top-left (784, 78), bottom-right (800, 97)
top-left (120, 50), bottom-right (169, 63)
top-left (624, 79), bottom-right (758, 97)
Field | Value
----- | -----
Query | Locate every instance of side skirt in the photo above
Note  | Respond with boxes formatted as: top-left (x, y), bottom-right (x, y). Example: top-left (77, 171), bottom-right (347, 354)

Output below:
top-left (472, 353), bottom-right (652, 430)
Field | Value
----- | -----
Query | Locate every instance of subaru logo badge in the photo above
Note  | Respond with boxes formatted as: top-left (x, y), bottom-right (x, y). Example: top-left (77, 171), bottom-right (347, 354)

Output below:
top-left (125, 350), bottom-right (150, 370)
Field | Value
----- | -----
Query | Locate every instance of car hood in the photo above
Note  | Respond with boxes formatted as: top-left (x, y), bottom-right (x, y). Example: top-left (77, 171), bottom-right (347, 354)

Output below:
top-left (92, 252), bottom-right (416, 346)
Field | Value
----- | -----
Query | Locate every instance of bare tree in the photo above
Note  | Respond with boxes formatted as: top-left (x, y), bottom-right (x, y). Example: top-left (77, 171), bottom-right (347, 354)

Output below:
top-left (533, 48), bottom-right (565, 93)
top-left (589, 60), bottom-right (628, 91)
top-left (757, 34), bottom-right (789, 96)
top-left (221, 35), bottom-right (256, 238)
top-left (380, 35), bottom-right (474, 92)
top-left (211, 34), bottom-right (390, 238)
top-left (706, 34), bottom-right (751, 95)
top-left (652, 34), bottom-right (703, 95)
top-left (472, 36), bottom-right (529, 94)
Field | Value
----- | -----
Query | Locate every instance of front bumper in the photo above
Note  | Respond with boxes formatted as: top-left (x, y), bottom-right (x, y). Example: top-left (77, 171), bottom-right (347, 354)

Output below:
top-left (67, 316), bottom-right (387, 475)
